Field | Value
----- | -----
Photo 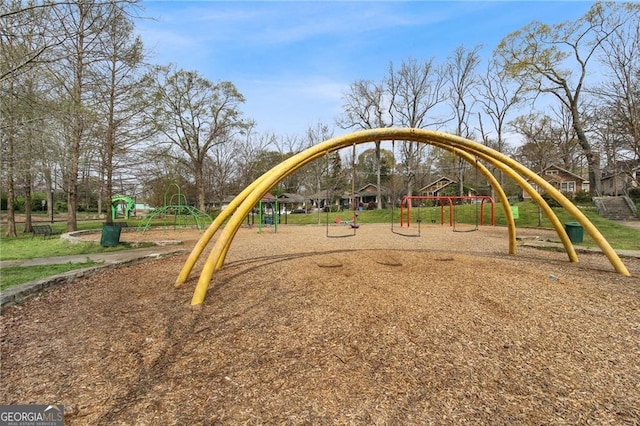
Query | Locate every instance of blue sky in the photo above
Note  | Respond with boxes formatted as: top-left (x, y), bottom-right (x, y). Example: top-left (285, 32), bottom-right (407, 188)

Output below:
top-left (136, 1), bottom-right (593, 138)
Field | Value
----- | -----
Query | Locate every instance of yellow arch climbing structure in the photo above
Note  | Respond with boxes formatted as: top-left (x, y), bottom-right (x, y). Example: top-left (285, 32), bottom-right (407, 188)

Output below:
top-left (177, 128), bottom-right (630, 305)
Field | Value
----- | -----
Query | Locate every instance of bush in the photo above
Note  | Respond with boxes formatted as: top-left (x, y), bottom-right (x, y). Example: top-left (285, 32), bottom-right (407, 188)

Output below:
top-left (541, 193), bottom-right (561, 207)
top-left (572, 190), bottom-right (592, 204)
top-left (628, 187), bottom-right (640, 201)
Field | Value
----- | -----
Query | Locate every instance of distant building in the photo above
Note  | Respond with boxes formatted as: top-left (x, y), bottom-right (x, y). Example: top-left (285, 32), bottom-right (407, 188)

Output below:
top-left (601, 160), bottom-right (640, 196)
top-left (355, 184), bottom-right (390, 209)
top-left (523, 164), bottom-right (589, 199)
top-left (418, 177), bottom-right (457, 197)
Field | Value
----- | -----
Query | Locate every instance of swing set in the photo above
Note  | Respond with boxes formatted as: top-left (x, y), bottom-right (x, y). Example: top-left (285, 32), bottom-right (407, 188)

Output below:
top-left (325, 145), bottom-right (360, 238)
top-left (398, 195), bottom-right (495, 232)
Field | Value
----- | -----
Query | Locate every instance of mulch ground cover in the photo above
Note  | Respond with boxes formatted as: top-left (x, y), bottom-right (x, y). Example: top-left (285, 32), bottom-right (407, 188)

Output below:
top-left (1, 224), bottom-right (639, 424)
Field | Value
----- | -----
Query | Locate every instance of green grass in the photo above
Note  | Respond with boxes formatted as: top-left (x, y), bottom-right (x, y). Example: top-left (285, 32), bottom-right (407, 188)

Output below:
top-left (0, 236), bottom-right (130, 261)
top-left (0, 261), bottom-right (100, 290)
top-left (278, 201), bottom-right (640, 251)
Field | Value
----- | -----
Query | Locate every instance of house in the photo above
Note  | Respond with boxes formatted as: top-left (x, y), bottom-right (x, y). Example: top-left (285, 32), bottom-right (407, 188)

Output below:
top-left (305, 184), bottom-right (390, 211)
top-left (523, 164), bottom-right (589, 199)
top-left (601, 160), bottom-right (640, 196)
top-left (355, 184), bottom-right (390, 209)
top-left (276, 193), bottom-right (305, 212)
top-left (418, 177), bottom-right (457, 197)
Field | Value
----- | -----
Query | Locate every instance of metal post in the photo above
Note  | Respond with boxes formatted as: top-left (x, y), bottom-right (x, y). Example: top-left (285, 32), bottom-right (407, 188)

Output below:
top-left (51, 189), bottom-right (54, 223)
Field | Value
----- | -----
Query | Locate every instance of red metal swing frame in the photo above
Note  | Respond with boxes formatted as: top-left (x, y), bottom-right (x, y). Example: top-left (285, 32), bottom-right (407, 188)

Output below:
top-left (399, 195), bottom-right (495, 228)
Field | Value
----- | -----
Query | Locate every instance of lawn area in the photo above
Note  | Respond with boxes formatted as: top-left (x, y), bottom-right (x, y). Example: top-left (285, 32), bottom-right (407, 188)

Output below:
top-left (0, 237), bottom-right (128, 261)
top-left (1, 261), bottom-right (100, 290)
top-left (0, 218), bottom-right (157, 290)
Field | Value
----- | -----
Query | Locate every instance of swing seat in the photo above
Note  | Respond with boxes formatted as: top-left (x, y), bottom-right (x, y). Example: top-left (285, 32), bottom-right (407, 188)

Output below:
top-left (350, 223), bottom-right (360, 229)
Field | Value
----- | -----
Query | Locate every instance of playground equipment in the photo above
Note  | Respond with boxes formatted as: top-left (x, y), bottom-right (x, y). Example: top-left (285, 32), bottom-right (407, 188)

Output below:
top-left (396, 195), bottom-right (495, 232)
top-left (327, 212), bottom-right (359, 238)
top-left (325, 145), bottom-right (359, 238)
top-left (111, 195), bottom-right (135, 220)
top-left (137, 183), bottom-right (212, 233)
top-left (176, 128), bottom-right (630, 306)
top-left (257, 196), bottom-right (279, 234)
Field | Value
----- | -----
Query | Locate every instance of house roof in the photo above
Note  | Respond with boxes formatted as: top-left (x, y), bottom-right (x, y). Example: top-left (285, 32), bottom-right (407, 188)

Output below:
top-left (357, 183), bottom-right (389, 195)
top-left (276, 193), bottom-right (305, 203)
top-left (539, 164), bottom-right (588, 182)
top-left (261, 192), bottom-right (276, 202)
top-left (418, 176), bottom-right (456, 193)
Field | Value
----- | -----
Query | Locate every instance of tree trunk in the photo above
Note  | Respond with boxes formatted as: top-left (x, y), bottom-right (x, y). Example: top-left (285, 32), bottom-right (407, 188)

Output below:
top-left (572, 108), bottom-right (602, 195)
top-left (375, 141), bottom-right (382, 209)
top-left (4, 132), bottom-right (17, 237)
top-left (45, 171), bottom-right (53, 221)
top-left (195, 162), bottom-right (206, 212)
top-left (23, 172), bottom-right (32, 234)
top-left (104, 107), bottom-right (115, 225)
top-left (585, 150), bottom-right (602, 196)
top-left (67, 139), bottom-right (80, 231)
top-left (5, 182), bottom-right (17, 238)
top-left (97, 191), bottom-right (103, 221)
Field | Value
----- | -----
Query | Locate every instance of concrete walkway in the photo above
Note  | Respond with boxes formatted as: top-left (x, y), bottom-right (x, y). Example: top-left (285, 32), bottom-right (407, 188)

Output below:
top-left (619, 220), bottom-right (640, 230)
top-left (0, 244), bottom-right (186, 268)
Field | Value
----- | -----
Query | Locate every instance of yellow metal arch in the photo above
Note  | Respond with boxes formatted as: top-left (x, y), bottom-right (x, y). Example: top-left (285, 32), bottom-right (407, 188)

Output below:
top-left (179, 128), bottom-right (629, 305)
top-left (424, 147), bottom-right (517, 256)
top-left (447, 146), bottom-right (579, 263)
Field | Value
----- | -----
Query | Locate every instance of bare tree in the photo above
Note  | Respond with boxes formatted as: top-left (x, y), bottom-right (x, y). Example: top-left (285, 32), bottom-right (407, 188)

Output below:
top-left (232, 127), bottom-right (273, 192)
top-left (511, 107), bottom-right (581, 173)
top-left (0, 1), bottom-right (63, 83)
top-left (338, 79), bottom-right (392, 209)
top-left (475, 58), bottom-right (527, 195)
top-left (92, 2), bottom-right (147, 223)
top-left (496, 1), bottom-right (640, 195)
top-left (302, 122), bottom-right (335, 222)
top-left (445, 44), bottom-right (481, 195)
top-left (387, 57), bottom-right (448, 197)
top-left (1, 2), bottom-right (49, 236)
top-left (594, 13), bottom-right (640, 162)
top-left (46, 1), bottom-right (120, 231)
top-left (475, 58), bottom-right (526, 154)
top-left (511, 114), bottom-right (559, 171)
top-left (0, 93), bottom-right (19, 236)
top-left (149, 65), bottom-right (250, 212)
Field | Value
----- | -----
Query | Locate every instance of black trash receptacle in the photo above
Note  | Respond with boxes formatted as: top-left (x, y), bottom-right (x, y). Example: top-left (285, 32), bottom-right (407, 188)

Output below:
top-left (565, 222), bottom-right (583, 243)
top-left (101, 224), bottom-right (122, 247)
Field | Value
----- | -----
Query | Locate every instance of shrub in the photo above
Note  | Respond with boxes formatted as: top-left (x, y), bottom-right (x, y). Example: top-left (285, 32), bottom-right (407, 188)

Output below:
top-left (541, 193), bottom-right (561, 207)
top-left (572, 190), bottom-right (592, 204)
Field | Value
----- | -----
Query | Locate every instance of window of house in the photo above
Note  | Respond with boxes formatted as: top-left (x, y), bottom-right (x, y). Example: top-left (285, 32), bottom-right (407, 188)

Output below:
top-left (545, 170), bottom-right (559, 175)
top-left (561, 181), bottom-right (576, 192)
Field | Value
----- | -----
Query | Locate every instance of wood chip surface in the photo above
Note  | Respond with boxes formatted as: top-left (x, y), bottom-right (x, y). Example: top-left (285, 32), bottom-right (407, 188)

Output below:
top-left (2, 224), bottom-right (640, 424)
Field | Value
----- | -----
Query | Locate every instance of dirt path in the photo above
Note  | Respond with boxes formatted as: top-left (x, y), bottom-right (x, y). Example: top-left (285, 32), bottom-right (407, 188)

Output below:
top-left (2, 224), bottom-right (640, 424)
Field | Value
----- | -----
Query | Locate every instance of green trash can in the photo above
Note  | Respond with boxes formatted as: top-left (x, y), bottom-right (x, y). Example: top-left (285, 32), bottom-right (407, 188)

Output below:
top-left (564, 222), bottom-right (583, 243)
top-left (100, 224), bottom-right (122, 247)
